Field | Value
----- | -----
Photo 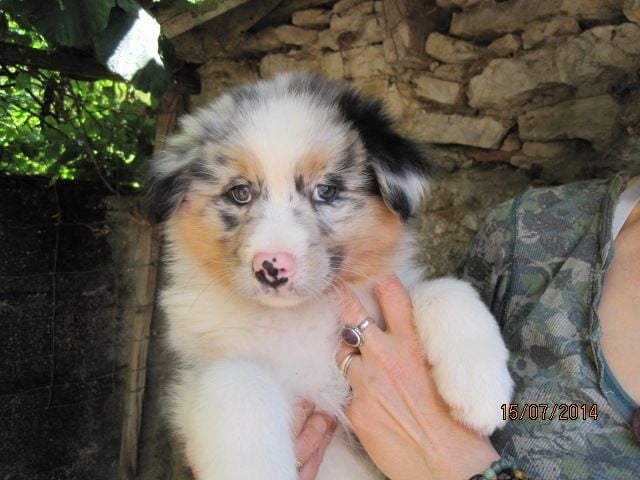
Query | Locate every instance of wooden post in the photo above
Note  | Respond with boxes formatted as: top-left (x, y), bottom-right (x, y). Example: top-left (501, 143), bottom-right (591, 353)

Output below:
top-left (118, 87), bottom-right (185, 480)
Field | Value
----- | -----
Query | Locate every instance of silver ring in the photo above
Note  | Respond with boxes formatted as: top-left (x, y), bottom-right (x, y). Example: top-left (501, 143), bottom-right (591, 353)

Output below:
top-left (340, 317), bottom-right (375, 348)
top-left (296, 460), bottom-right (304, 472)
top-left (339, 351), bottom-right (360, 377)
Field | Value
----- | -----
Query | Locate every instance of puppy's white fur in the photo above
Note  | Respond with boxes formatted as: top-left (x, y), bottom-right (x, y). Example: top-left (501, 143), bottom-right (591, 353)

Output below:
top-left (151, 73), bottom-right (512, 479)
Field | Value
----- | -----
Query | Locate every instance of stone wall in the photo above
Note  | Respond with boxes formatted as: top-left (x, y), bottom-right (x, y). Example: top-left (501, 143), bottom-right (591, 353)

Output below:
top-left (175, 0), bottom-right (640, 275)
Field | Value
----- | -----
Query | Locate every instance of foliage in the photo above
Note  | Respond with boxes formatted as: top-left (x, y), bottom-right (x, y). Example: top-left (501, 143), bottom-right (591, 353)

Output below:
top-left (0, 16), bottom-right (157, 191)
top-left (1, 0), bottom-right (170, 95)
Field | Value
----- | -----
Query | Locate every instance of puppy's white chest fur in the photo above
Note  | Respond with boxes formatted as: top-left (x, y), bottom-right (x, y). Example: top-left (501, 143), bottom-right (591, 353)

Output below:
top-left (163, 263), bottom-right (350, 413)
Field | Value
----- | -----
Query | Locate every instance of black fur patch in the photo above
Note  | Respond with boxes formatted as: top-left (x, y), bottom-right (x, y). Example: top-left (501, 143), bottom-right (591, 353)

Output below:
top-left (328, 246), bottom-right (345, 272)
top-left (295, 175), bottom-right (305, 195)
top-left (219, 212), bottom-right (239, 231)
top-left (146, 168), bottom-right (189, 223)
top-left (337, 88), bottom-right (430, 220)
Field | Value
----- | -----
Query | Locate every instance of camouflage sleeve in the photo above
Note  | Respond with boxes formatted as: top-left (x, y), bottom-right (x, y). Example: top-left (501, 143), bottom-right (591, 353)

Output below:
top-left (457, 197), bottom-right (518, 327)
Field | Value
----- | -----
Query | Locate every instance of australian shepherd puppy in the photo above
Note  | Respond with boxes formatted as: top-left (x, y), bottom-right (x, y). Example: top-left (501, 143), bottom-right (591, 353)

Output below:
top-left (148, 73), bottom-right (512, 479)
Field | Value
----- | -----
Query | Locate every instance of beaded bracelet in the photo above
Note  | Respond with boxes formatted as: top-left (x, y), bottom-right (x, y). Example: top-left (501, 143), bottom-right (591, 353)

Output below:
top-left (468, 457), bottom-right (530, 480)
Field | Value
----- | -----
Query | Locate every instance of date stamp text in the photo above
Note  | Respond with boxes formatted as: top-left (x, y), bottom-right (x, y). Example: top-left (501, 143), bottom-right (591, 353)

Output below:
top-left (501, 403), bottom-right (598, 421)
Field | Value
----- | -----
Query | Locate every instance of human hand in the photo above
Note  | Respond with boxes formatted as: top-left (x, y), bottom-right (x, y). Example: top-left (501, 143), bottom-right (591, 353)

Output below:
top-left (292, 400), bottom-right (337, 479)
top-left (336, 276), bottom-right (500, 480)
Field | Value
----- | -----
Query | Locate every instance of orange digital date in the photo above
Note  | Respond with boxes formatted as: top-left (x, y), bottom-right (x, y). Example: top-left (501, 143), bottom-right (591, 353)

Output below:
top-left (500, 403), bottom-right (598, 421)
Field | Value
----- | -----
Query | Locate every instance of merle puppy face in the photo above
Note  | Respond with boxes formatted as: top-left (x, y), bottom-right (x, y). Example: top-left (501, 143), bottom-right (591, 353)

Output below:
top-left (149, 73), bottom-right (429, 307)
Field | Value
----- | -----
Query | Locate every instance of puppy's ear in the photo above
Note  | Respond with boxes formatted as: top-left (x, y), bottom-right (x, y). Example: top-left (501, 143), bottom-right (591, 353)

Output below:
top-left (338, 89), bottom-right (430, 220)
top-left (145, 130), bottom-right (202, 224)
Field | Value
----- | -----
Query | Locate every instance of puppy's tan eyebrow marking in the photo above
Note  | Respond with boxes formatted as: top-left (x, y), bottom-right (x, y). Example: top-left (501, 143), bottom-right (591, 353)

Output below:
top-left (229, 151), bottom-right (264, 186)
top-left (298, 152), bottom-right (332, 180)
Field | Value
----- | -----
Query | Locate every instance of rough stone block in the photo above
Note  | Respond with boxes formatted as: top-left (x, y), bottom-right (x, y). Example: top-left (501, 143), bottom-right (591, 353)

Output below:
top-left (624, 0), bottom-right (640, 22)
top-left (468, 23), bottom-right (640, 109)
top-left (292, 9), bottom-right (331, 27)
top-left (451, 0), bottom-right (624, 40)
top-left (522, 16), bottom-right (581, 49)
top-left (274, 25), bottom-right (319, 46)
top-left (259, 53), bottom-right (321, 78)
top-left (321, 51), bottom-right (345, 79)
top-left (488, 34), bottom-right (522, 56)
top-left (383, 0), bottom-right (444, 67)
top-left (411, 110), bottom-right (513, 148)
top-left (413, 75), bottom-right (462, 104)
top-left (425, 32), bottom-right (484, 63)
top-left (343, 45), bottom-right (392, 77)
top-left (518, 95), bottom-right (621, 149)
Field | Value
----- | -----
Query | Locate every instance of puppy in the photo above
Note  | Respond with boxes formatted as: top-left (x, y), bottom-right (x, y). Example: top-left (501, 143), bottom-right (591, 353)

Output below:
top-left (148, 73), bottom-right (512, 479)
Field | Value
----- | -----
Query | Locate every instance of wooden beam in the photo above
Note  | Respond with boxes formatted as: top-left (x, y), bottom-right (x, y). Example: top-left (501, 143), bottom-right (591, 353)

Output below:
top-left (161, 0), bottom-right (252, 38)
top-left (117, 86), bottom-right (186, 480)
top-left (0, 41), bottom-right (123, 81)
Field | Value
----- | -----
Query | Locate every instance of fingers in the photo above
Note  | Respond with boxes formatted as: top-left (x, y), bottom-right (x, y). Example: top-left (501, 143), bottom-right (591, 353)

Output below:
top-left (291, 399), bottom-right (316, 437)
top-left (292, 400), bottom-right (336, 478)
top-left (294, 411), bottom-right (336, 480)
top-left (337, 286), bottom-right (386, 352)
top-left (373, 276), bottom-right (415, 337)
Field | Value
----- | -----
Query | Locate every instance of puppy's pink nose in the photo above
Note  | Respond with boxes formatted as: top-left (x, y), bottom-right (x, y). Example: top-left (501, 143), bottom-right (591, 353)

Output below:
top-left (253, 252), bottom-right (296, 280)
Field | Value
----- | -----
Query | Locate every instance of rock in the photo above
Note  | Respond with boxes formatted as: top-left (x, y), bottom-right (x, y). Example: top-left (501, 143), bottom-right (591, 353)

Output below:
top-left (317, 29), bottom-right (340, 50)
top-left (432, 63), bottom-right (468, 82)
top-left (624, 0), bottom-right (640, 22)
top-left (344, 45), bottom-right (392, 78)
top-left (509, 140), bottom-right (598, 182)
top-left (451, 0), bottom-right (624, 39)
top-left (383, 0), bottom-right (444, 67)
top-left (359, 16), bottom-right (386, 44)
top-left (237, 28), bottom-right (282, 54)
top-left (501, 133), bottom-right (521, 151)
top-left (521, 141), bottom-right (578, 157)
top-left (425, 32), bottom-right (484, 63)
top-left (292, 9), bottom-right (331, 27)
top-left (413, 75), bottom-right (462, 104)
top-left (334, 0), bottom-right (374, 14)
top-left (435, 0), bottom-right (482, 6)
top-left (518, 95), bottom-right (621, 149)
top-left (385, 82), bottom-right (417, 123)
top-left (330, 8), bottom-right (365, 32)
top-left (468, 23), bottom-right (640, 109)
top-left (411, 110), bottom-right (513, 148)
top-left (259, 53), bottom-right (320, 78)
top-left (468, 48), bottom-right (557, 109)
top-left (352, 76), bottom-right (390, 99)
top-left (450, 0), bottom-right (484, 7)
top-left (556, 23), bottom-right (640, 85)
top-left (522, 16), bottom-right (581, 49)
top-left (274, 25), bottom-right (318, 46)
top-left (193, 60), bottom-right (258, 107)
top-left (488, 34), bottom-right (522, 56)
top-left (321, 52), bottom-right (345, 79)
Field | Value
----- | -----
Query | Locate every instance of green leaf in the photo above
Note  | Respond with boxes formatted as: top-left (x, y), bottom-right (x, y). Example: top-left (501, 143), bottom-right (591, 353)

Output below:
top-left (15, 72), bottom-right (31, 89)
top-left (1, 0), bottom-right (116, 47)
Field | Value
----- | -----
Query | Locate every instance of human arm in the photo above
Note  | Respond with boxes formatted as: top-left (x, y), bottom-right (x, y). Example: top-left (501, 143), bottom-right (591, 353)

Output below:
top-left (336, 276), bottom-right (501, 480)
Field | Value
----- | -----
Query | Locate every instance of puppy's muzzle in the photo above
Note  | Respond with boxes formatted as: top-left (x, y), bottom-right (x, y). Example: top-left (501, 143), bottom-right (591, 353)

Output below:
top-left (253, 252), bottom-right (296, 289)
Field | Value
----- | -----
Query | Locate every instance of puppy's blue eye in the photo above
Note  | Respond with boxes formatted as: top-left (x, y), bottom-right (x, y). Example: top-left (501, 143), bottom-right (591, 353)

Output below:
top-left (229, 185), bottom-right (252, 205)
top-left (312, 184), bottom-right (338, 202)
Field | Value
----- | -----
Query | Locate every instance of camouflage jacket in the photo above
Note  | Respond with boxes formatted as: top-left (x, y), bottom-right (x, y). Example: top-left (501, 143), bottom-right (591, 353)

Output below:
top-left (459, 173), bottom-right (640, 479)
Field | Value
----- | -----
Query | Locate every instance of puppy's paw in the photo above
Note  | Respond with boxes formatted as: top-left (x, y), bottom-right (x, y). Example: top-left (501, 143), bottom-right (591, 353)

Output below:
top-left (432, 354), bottom-right (512, 435)
top-left (411, 278), bottom-right (513, 435)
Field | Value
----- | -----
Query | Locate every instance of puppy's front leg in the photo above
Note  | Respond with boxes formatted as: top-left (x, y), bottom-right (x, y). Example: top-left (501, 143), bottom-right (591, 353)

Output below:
top-left (410, 278), bottom-right (513, 435)
top-left (174, 359), bottom-right (296, 480)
